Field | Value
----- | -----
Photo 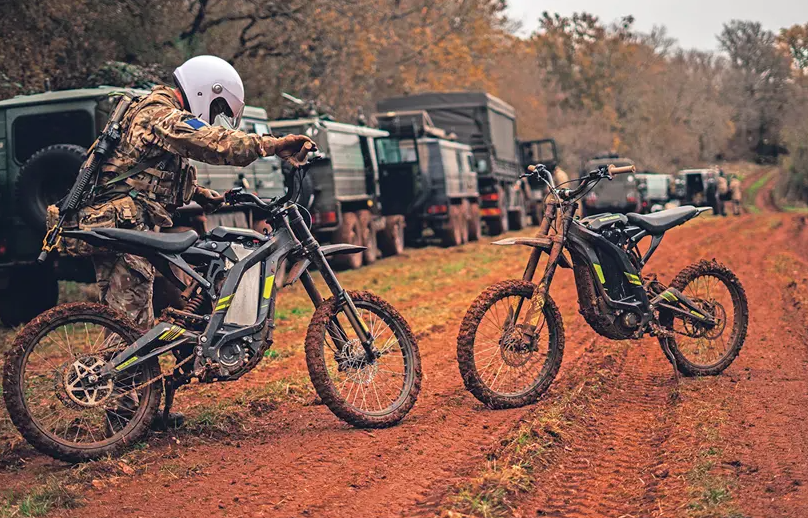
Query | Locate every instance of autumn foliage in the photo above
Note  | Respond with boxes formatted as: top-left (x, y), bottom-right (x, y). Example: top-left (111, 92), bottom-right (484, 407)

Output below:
top-left (1, 1), bottom-right (807, 197)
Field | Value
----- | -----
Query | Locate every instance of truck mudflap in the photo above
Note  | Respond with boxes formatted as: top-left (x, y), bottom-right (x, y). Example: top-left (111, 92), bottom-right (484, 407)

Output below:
top-left (283, 244), bottom-right (367, 287)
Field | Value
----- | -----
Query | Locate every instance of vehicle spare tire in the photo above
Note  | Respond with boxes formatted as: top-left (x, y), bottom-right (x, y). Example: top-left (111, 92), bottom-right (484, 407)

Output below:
top-left (15, 144), bottom-right (87, 230)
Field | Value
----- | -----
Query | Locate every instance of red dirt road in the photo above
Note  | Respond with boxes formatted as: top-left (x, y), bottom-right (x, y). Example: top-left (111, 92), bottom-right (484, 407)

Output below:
top-left (2, 169), bottom-right (808, 517)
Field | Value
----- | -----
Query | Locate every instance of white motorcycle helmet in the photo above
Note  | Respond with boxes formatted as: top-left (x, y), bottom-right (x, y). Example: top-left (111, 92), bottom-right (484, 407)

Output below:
top-left (173, 55), bottom-right (245, 129)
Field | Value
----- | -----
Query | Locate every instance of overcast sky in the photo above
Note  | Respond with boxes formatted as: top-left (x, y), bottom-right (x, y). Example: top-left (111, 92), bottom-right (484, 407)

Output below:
top-left (506, 0), bottom-right (808, 51)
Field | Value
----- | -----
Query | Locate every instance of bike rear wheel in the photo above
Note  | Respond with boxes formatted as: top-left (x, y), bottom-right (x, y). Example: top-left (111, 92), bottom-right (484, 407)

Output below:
top-left (457, 280), bottom-right (564, 409)
top-left (3, 302), bottom-right (162, 462)
top-left (305, 291), bottom-right (421, 428)
top-left (658, 260), bottom-right (748, 376)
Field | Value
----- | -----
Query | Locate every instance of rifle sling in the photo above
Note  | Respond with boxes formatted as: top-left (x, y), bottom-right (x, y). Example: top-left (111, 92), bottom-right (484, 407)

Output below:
top-left (103, 153), bottom-right (171, 186)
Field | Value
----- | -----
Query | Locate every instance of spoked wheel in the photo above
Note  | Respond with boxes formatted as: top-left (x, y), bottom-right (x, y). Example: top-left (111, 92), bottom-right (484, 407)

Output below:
top-left (658, 260), bottom-right (748, 376)
top-left (457, 280), bottom-right (564, 409)
top-left (3, 303), bottom-right (162, 462)
top-left (305, 291), bottom-right (421, 427)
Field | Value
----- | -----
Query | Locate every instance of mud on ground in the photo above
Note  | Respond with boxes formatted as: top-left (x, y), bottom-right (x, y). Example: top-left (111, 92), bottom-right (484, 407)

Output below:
top-left (1, 164), bottom-right (807, 518)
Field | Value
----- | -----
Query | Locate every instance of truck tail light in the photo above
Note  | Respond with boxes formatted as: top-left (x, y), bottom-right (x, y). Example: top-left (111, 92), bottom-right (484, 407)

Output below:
top-left (312, 211), bottom-right (337, 225)
top-left (627, 195), bottom-right (637, 204)
top-left (427, 205), bottom-right (448, 215)
top-left (481, 193), bottom-right (499, 202)
top-left (480, 208), bottom-right (502, 216)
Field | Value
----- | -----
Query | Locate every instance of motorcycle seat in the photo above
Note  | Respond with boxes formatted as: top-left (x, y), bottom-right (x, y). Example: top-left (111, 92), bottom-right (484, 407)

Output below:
top-left (626, 206), bottom-right (701, 235)
top-left (94, 228), bottom-right (199, 253)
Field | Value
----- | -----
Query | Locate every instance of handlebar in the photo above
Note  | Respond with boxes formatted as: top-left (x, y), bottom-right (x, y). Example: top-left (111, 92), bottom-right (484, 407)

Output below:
top-left (523, 162), bottom-right (637, 202)
top-left (608, 164), bottom-right (636, 175)
top-left (222, 153), bottom-right (323, 213)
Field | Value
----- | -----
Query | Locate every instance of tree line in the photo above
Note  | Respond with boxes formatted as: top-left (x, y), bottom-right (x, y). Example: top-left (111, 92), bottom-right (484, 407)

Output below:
top-left (1, 0), bottom-right (807, 202)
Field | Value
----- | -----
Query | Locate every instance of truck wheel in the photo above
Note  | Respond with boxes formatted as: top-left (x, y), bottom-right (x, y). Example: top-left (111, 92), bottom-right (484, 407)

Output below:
top-left (332, 212), bottom-right (363, 270)
top-left (358, 210), bottom-right (378, 265)
top-left (508, 191), bottom-right (529, 231)
top-left (486, 186), bottom-right (509, 236)
top-left (15, 144), bottom-right (86, 230)
top-left (0, 267), bottom-right (59, 327)
top-left (441, 205), bottom-right (464, 247)
top-left (459, 200), bottom-right (470, 244)
top-left (378, 215), bottom-right (405, 257)
top-left (467, 202), bottom-right (482, 242)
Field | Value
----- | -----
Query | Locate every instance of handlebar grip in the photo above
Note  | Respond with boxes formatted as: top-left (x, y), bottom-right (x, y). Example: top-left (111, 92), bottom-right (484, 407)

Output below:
top-left (294, 141), bottom-right (315, 164)
top-left (527, 164), bottom-right (537, 173)
top-left (608, 164), bottom-right (636, 175)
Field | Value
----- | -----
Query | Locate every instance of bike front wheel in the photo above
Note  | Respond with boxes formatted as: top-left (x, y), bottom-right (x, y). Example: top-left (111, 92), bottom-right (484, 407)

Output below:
top-left (457, 280), bottom-right (565, 409)
top-left (304, 291), bottom-right (421, 428)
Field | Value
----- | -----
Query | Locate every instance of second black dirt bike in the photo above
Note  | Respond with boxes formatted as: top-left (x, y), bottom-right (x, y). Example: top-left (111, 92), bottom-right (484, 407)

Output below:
top-left (457, 163), bottom-right (748, 409)
top-left (4, 156), bottom-right (422, 462)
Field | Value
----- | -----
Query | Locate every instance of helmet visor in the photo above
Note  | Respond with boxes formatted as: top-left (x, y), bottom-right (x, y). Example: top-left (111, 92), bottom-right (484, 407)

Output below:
top-left (210, 99), bottom-right (245, 130)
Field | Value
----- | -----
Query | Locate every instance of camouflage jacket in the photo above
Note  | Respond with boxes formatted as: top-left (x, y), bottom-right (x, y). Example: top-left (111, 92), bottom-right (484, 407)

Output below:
top-left (96, 85), bottom-right (280, 227)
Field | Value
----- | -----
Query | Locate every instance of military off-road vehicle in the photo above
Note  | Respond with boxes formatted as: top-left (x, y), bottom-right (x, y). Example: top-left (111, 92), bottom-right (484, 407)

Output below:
top-left (373, 110), bottom-right (480, 247)
top-left (0, 86), bottom-right (283, 326)
top-left (268, 116), bottom-right (401, 269)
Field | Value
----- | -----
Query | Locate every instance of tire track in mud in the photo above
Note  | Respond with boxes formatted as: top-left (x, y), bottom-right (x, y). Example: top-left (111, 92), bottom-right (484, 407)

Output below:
top-left (523, 345), bottom-right (676, 517)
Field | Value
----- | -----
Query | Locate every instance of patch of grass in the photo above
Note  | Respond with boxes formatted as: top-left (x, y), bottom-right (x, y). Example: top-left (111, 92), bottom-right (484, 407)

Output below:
top-left (0, 477), bottom-right (81, 517)
top-left (743, 169), bottom-right (773, 212)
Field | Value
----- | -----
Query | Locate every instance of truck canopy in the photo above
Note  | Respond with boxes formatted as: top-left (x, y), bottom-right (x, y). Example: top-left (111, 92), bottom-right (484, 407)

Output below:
top-left (377, 92), bottom-right (519, 180)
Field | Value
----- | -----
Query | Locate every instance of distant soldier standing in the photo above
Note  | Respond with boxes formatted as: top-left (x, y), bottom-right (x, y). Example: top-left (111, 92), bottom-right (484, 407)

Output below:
top-left (70, 56), bottom-right (315, 329)
top-left (715, 169), bottom-right (729, 217)
top-left (729, 174), bottom-right (742, 216)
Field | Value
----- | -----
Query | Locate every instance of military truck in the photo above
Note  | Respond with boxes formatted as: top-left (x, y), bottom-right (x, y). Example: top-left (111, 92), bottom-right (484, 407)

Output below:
top-left (579, 154), bottom-right (640, 216)
top-left (377, 92), bottom-right (531, 235)
top-left (0, 86), bottom-right (282, 326)
top-left (373, 110), bottom-right (480, 247)
top-left (268, 117), bottom-right (398, 269)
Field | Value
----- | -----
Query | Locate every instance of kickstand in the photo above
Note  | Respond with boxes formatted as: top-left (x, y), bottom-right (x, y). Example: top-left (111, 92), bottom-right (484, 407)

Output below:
top-left (162, 380), bottom-right (176, 430)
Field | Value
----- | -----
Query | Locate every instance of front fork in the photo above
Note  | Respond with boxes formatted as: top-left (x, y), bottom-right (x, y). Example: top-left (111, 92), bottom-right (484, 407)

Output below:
top-left (287, 207), bottom-right (373, 354)
top-left (511, 198), bottom-right (575, 338)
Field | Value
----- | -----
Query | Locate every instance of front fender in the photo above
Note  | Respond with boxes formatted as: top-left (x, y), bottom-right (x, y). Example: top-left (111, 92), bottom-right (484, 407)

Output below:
top-left (284, 244), bottom-right (367, 286)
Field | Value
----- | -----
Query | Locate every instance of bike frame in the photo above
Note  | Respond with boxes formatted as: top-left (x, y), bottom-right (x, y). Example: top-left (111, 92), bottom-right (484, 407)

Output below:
top-left (82, 203), bottom-right (371, 380)
top-left (498, 189), bottom-right (716, 336)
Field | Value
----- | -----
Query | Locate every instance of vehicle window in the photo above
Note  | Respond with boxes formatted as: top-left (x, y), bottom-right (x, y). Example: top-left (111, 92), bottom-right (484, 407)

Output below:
top-left (13, 110), bottom-right (94, 164)
top-left (328, 131), bottom-right (365, 170)
top-left (375, 138), bottom-right (416, 164)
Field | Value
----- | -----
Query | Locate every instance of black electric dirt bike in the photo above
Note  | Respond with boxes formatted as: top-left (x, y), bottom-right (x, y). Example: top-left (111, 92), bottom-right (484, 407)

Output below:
top-left (457, 163), bottom-right (748, 409)
top-left (3, 157), bottom-right (421, 462)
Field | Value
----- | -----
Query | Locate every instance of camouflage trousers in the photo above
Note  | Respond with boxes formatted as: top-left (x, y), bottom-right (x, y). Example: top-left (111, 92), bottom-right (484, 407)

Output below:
top-left (93, 253), bottom-right (155, 329)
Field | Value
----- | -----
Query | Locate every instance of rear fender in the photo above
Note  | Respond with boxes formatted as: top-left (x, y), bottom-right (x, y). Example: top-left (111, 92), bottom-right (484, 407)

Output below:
top-left (284, 244), bottom-right (367, 286)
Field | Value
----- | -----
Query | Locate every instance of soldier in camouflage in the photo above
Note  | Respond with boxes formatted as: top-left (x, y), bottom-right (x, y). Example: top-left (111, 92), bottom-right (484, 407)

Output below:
top-left (89, 56), bottom-right (315, 329)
